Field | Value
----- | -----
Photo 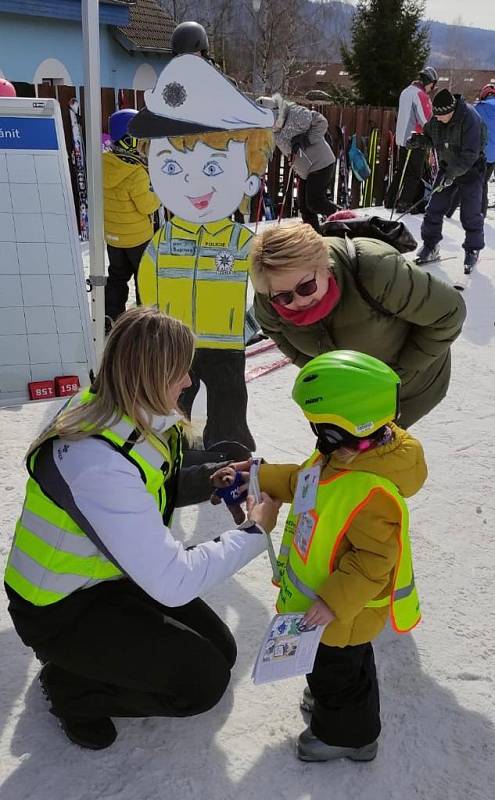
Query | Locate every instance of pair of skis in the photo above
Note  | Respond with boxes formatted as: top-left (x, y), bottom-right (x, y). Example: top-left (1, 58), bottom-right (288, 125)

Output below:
top-left (362, 128), bottom-right (379, 207)
top-left (68, 99), bottom-right (89, 242)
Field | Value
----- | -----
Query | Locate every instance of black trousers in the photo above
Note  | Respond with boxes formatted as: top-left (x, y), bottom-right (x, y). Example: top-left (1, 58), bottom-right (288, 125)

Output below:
top-left (307, 642), bottom-right (381, 748)
top-left (34, 580), bottom-right (236, 720)
top-left (482, 162), bottom-right (494, 217)
top-left (180, 349), bottom-right (255, 451)
top-left (298, 165), bottom-right (337, 232)
top-left (386, 146), bottom-right (426, 211)
top-left (421, 171), bottom-right (485, 252)
top-left (105, 241), bottom-right (148, 322)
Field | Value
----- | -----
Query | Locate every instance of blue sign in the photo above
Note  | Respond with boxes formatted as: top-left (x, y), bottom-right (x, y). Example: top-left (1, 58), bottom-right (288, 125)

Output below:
top-left (0, 117), bottom-right (58, 151)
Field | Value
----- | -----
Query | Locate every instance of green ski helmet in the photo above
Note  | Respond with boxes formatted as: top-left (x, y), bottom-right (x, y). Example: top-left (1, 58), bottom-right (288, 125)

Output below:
top-left (292, 351), bottom-right (400, 436)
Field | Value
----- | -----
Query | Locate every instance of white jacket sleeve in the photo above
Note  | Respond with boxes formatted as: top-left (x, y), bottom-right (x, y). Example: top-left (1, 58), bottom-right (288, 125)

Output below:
top-left (55, 439), bottom-right (266, 607)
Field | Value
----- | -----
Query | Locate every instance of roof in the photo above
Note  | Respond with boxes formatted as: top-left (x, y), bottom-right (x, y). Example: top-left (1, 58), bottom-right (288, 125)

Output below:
top-left (115, 0), bottom-right (175, 54)
top-left (292, 62), bottom-right (495, 103)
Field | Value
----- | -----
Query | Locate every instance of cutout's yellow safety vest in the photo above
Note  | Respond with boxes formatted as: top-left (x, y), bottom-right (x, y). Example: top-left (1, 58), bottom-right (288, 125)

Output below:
top-left (138, 218), bottom-right (252, 350)
top-left (4, 389), bottom-right (182, 607)
top-left (276, 456), bottom-right (421, 634)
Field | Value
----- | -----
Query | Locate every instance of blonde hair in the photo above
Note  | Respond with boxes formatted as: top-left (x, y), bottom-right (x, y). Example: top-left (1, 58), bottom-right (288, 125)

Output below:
top-left (169, 128), bottom-right (274, 213)
top-left (28, 307), bottom-right (194, 457)
top-left (249, 223), bottom-right (330, 294)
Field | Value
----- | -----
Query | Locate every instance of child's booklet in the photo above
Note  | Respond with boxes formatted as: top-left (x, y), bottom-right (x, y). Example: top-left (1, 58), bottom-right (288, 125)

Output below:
top-left (252, 613), bottom-right (324, 685)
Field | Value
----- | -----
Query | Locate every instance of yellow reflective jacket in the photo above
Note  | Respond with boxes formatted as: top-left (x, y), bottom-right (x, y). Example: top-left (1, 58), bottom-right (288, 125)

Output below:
top-left (259, 424), bottom-right (427, 647)
top-left (103, 152), bottom-right (160, 248)
top-left (138, 217), bottom-right (252, 350)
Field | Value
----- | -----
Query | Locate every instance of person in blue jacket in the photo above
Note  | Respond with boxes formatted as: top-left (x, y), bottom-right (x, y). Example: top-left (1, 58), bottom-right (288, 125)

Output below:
top-left (475, 83), bottom-right (495, 216)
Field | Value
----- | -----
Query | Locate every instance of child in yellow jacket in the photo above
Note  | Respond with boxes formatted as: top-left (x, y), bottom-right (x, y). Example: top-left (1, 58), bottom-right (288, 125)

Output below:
top-left (257, 350), bottom-right (427, 762)
top-left (103, 110), bottom-right (160, 328)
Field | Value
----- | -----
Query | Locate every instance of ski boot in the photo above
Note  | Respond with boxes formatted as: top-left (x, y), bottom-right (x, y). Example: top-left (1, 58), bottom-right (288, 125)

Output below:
top-left (463, 249), bottom-right (479, 274)
top-left (415, 244), bottom-right (440, 265)
top-left (39, 664), bottom-right (117, 750)
top-left (296, 728), bottom-right (378, 763)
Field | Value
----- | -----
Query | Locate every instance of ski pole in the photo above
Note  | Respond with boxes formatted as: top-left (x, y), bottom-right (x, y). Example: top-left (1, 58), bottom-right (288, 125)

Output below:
top-left (254, 176), bottom-right (266, 234)
top-left (395, 182), bottom-right (443, 221)
top-left (390, 148), bottom-right (412, 220)
top-left (278, 165), bottom-right (294, 223)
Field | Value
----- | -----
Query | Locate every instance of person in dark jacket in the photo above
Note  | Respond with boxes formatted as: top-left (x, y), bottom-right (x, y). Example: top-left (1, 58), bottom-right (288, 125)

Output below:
top-left (406, 90), bottom-right (487, 272)
top-left (474, 83), bottom-right (495, 216)
top-left (250, 223), bottom-right (466, 429)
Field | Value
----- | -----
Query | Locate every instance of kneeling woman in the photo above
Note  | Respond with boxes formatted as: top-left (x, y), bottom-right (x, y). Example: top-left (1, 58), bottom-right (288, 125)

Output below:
top-left (4, 307), bottom-right (280, 749)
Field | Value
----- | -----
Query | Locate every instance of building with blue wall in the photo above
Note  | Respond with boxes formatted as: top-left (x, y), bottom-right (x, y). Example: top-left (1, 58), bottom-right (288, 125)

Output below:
top-left (0, 0), bottom-right (173, 91)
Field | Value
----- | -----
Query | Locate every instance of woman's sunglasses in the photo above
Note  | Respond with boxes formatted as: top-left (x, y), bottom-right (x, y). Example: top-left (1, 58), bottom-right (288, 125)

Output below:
top-left (269, 273), bottom-right (318, 307)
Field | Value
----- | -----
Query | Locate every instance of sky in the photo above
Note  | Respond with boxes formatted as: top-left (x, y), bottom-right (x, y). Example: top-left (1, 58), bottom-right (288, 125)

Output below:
top-left (346, 0), bottom-right (495, 32)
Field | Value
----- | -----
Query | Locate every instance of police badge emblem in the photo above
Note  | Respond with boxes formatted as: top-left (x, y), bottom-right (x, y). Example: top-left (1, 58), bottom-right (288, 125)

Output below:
top-left (215, 251), bottom-right (235, 274)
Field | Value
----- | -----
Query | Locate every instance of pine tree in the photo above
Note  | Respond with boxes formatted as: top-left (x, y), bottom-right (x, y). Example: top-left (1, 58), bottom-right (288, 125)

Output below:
top-left (341, 0), bottom-right (431, 106)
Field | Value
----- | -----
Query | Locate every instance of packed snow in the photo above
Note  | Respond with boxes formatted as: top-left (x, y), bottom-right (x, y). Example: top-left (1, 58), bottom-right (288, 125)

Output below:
top-left (1, 207), bottom-right (494, 800)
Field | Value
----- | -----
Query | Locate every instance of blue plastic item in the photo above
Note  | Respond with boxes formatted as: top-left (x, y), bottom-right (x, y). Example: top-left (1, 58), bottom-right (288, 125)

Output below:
top-left (349, 134), bottom-right (371, 182)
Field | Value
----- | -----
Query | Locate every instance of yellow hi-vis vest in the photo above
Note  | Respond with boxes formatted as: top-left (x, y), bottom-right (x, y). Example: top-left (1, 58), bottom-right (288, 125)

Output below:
top-left (4, 389), bottom-right (183, 607)
top-left (276, 457), bottom-right (421, 634)
top-left (137, 217), bottom-right (252, 350)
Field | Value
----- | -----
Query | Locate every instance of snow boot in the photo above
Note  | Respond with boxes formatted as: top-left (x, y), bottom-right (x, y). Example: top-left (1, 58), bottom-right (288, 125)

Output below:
top-left (415, 244), bottom-right (440, 265)
top-left (463, 249), bottom-right (479, 274)
top-left (300, 686), bottom-right (314, 713)
top-left (39, 665), bottom-right (117, 750)
top-left (296, 728), bottom-right (378, 763)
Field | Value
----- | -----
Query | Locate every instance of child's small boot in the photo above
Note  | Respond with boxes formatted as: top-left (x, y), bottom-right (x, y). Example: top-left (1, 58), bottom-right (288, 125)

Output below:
top-left (296, 727), bottom-right (378, 762)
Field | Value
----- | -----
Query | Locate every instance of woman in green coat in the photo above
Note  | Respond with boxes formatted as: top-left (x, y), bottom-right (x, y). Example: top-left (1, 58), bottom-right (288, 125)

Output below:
top-left (250, 223), bottom-right (466, 428)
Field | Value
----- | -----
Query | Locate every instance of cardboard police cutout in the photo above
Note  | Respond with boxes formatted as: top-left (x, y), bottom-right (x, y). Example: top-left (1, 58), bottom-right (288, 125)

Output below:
top-left (131, 55), bottom-right (274, 349)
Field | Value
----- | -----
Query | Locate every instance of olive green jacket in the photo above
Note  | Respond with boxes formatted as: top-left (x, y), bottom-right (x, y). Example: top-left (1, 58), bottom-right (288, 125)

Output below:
top-left (253, 237), bottom-right (467, 427)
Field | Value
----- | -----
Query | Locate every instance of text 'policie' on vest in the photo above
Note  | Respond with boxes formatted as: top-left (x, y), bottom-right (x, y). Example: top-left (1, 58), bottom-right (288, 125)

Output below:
top-left (4, 389), bottom-right (182, 606)
top-left (275, 452), bottom-right (421, 635)
top-left (138, 218), bottom-right (252, 351)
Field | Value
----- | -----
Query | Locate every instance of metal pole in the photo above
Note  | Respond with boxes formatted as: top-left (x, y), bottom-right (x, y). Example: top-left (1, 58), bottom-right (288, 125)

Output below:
top-left (82, 0), bottom-right (106, 365)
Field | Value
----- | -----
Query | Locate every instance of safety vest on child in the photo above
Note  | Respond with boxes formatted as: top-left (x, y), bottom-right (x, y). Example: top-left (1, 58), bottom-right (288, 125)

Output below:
top-left (276, 455), bottom-right (421, 634)
top-left (138, 217), bottom-right (252, 350)
top-left (4, 389), bottom-right (183, 607)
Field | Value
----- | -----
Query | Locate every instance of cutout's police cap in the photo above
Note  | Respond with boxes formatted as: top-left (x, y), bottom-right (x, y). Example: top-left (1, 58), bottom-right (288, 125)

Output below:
top-left (129, 54), bottom-right (274, 139)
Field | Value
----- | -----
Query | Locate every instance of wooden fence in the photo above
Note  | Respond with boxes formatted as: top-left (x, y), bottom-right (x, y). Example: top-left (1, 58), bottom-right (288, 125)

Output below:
top-left (29, 84), bottom-right (398, 227)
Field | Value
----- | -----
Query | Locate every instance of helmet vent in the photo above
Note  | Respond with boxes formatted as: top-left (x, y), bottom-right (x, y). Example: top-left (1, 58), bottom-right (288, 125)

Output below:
top-left (302, 374), bottom-right (318, 382)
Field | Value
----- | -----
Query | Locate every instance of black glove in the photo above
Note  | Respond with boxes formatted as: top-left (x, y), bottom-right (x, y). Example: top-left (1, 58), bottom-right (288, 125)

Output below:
top-left (405, 132), bottom-right (426, 150)
top-left (437, 175), bottom-right (454, 192)
top-left (291, 132), bottom-right (311, 154)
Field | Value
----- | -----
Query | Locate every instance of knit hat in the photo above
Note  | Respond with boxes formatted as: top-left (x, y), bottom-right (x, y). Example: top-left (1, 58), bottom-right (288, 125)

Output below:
top-left (432, 89), bottom-right (456, 115)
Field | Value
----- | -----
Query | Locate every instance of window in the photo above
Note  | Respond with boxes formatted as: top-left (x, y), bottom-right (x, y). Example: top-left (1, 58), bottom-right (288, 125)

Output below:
top-left (438, 77), bottom-right (449, 81)
top-left (42, 78), bottom-right (64, 87)
top-left (315, 70), bottom-right (326, 76)
top-left (339, 70), bottom-right (349, 76)
top-left (464, 77), bottom-right (474, 82)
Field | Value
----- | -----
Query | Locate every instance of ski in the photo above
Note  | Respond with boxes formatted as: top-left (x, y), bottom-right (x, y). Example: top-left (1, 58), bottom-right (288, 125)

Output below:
top-left (336, 125), bottom-right (350, 208)
top-left (245, 357), bottom-right (291, 383)
top-left (68, 98), bottom-right (89, 242)
top-left (246, 340), bottom-right (277, 358)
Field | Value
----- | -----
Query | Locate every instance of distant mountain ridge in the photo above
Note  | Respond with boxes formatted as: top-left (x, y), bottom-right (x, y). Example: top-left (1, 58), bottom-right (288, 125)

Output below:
top-left (318, 2), bottom-right (495, 69)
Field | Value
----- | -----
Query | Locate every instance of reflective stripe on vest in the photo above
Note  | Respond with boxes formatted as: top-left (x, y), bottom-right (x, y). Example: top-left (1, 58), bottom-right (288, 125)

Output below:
top-left (144, 221), bottom-right (251, 350)
top-left (4, 389), bottom-right (182, 606)
top-left (276, 461), bottom-right (421, 634)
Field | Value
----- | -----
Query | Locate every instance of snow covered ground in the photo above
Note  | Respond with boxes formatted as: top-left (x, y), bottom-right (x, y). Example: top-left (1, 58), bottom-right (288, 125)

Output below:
top-left (1, 207), bottom-right (495, 800)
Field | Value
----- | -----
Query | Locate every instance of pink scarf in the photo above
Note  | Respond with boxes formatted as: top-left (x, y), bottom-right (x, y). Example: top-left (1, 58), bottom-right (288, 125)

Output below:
top-left (270, 276), bottom-right (341, 326)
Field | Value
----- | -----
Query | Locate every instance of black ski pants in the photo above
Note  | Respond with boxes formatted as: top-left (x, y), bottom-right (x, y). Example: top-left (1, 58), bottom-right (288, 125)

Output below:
top-left (307, 641), bottom-right (381, 748)
top-left (105, 241), bottom-right (148, 322)
top-left (298, 165), bottom-right (337, 232)
top-left (482, 162), bottom-right (494, 217)
top-left (179, 348), bottom-right (255, 452)
top-left (387, 146), bottom-right (426, 211)
top-left (35, 580), bottom-right (237, 720)
top-left (421, 171), bottom-right (485, 252)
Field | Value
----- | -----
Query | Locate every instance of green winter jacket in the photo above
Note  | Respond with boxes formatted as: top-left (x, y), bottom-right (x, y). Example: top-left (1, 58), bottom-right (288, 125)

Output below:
top-left (253, 237), bottom-right (466, 428)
